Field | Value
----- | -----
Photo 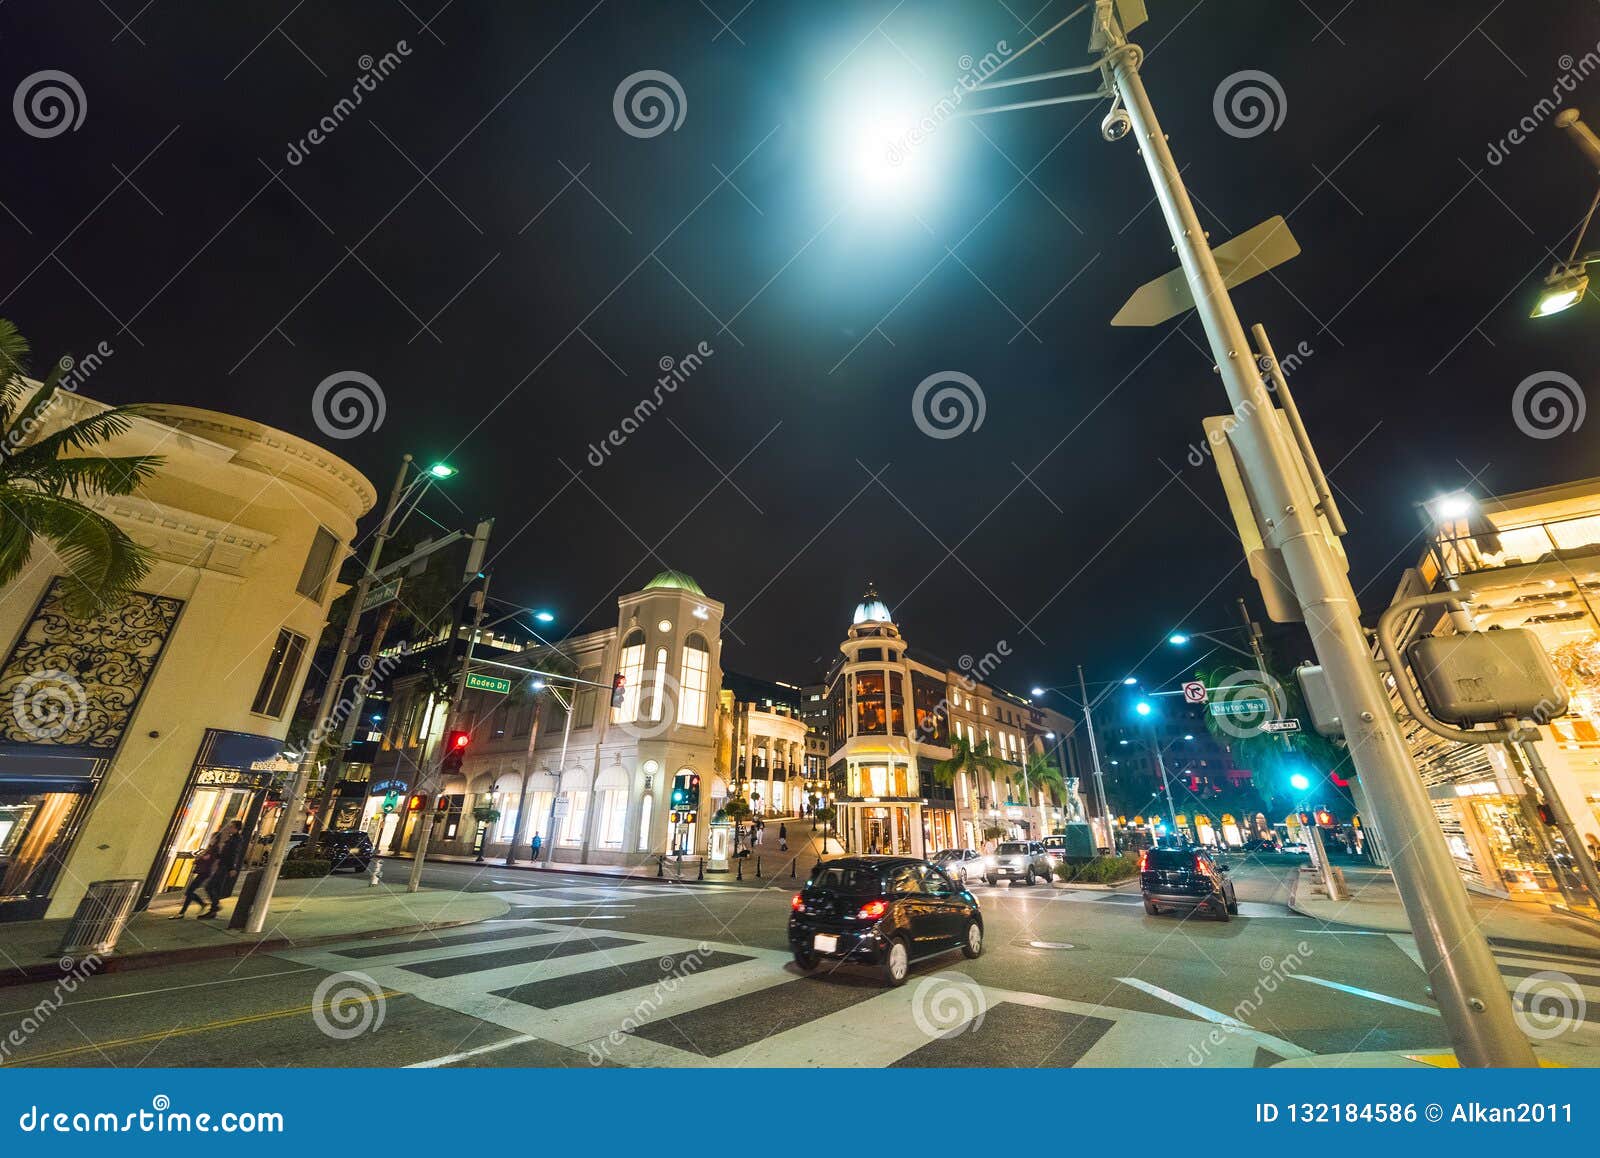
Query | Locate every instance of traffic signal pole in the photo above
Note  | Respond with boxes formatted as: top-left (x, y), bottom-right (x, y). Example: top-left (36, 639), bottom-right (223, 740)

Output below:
top-left (245, 455), bottom-right (413, 934)
top-left (408, 573), bottom-right (491, 893)
top-left (1101, 15), bottom-right (1535, 1063)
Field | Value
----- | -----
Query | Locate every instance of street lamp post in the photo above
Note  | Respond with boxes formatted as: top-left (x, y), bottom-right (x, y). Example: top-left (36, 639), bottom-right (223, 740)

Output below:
top-left (246, 454), bottom-right (415, 934)
top-left (1100, 13), bottom-right (1534, 1065)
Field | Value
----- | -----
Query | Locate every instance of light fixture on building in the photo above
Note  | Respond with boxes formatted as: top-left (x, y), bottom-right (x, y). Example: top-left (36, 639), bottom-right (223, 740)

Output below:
top-left (1532, 265), bottom-right (1589, 317)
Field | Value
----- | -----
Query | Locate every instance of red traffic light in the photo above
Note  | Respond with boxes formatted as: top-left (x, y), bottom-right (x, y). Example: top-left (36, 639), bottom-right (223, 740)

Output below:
top-left (451, 732), bottom-right (470, 749)
top-left (610, 672), bottom-right (626, 708)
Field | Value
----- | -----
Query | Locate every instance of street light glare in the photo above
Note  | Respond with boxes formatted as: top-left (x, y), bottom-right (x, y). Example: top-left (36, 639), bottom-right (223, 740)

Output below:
top-left (427, 462), bottom-right (457, 479)
top-left (1532, 267), bottom-right (1588, 317)
top-left (1433, 494), bottom-right (1473, 519)
top-left (1290, 772), bottom-right (1311, 791)
top-left (1135, 701), bottom-right (1153, 716)
top-left (1168, 633), bottom-right (1189, 645)
top-left (533, 610), bottom-right (555, 623)
top-left (1123, 677), bottom-right (1138, 686)
top-left (1031, 686), bottom-right (1046, 696)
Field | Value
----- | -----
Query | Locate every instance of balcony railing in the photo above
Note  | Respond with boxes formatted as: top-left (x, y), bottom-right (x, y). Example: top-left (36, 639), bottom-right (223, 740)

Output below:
top-left (1428, 510), bottom-right (1600, 582)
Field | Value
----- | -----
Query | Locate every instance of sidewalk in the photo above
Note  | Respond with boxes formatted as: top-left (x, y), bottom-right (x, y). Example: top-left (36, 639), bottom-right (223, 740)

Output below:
top-left (0, 874), bottom-right (508, 988)
top-left (392, 844), bottom-right (830, 888)
top-left (1288, 863), bottom-right (1600, 954)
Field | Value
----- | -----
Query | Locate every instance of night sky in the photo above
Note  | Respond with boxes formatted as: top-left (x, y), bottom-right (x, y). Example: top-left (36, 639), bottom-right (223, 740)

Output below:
top-left (7, 1), bottom-right (1599, 695)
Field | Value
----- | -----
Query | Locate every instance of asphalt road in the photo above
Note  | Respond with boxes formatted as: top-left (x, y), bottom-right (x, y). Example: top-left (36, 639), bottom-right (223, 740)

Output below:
top-left (2, 857), bottom-right (1594, 1068)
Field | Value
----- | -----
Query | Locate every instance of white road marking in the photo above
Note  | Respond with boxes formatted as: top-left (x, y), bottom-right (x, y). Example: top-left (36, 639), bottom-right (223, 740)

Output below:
top-left (1114, 977), bottom-right (1249, 1028)
top-left (523, 915), bottom-right (629, 921)
top-left (1288, 973), bottom-right (1439, 1015)
top-left (0, 966), bottom-right (315, 1017)
top-left (406, 1034), bottom-right (537, 1068)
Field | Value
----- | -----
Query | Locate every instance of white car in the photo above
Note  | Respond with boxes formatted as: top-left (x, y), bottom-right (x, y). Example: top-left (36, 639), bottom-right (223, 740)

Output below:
top-left (931, 848), bottom-right (984, 885)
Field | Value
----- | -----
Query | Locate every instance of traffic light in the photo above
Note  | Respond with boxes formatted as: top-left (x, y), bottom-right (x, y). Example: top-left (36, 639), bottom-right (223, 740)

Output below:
top-left (670, 772), bottom-right (702, 812)
top-left (686, 774), bottom-right (700, 809)
top-left (610, 672), bottom-right (626, 708)
top-left (442, 730), bottom-right (469, 774)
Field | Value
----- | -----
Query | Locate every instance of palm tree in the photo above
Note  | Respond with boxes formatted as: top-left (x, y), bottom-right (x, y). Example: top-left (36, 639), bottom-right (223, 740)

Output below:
top-left (0, 320), bottom-right (161, 616)
top-left (1024, 750), bottom-right (1067, 830)
top-left (932, 735), bottom-right (1006, 849)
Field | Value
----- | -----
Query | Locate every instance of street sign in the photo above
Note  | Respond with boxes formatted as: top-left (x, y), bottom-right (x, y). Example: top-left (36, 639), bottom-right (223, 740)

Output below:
top-left (1113, 216), bottom-right (1300, 327)
top-left (465, 672), bottom-right (513, 695)
top-left (553, 793), bottom-right (571, 819)
top-left (1209, 698), bottom-right (1271, 717)
top-left (1181, 680), bottom-right (1208, 704)
top-left (361, 577), bottom-right (403, 612)
top-left (381, 790), bottom-right (399, 814)
top-left (1263, 718), bottom-right (1302, 734)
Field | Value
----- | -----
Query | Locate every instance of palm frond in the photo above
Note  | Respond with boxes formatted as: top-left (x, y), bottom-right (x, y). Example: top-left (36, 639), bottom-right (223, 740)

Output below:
top-left (0, 317), bottom-right (31, 398)
top-left (0, 361), bottom-right (63, 458)
top-left (4, 491), bottom-right (151, 616)
top-left (1, 403), bottom-right (143, 466)
top-left (8, 452), bottom-right (163, 499)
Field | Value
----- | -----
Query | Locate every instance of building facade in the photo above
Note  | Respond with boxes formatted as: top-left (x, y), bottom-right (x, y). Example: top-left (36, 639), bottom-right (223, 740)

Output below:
top-left (1394, 480), bottom-right (1600, 903)
top-left (0, 397), bottom-right (373, 920)
top-left (821, 584), bottom-right (1082, 857)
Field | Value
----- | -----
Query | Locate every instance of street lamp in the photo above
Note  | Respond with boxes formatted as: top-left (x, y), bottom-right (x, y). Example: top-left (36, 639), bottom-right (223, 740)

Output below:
top-left (533, 610), bottom-right (556, 623)
top-left (1134, 700), bottom-right (1152, 717)
top-left (1532, 265), bottom-right (1589, 317)
top-left (1167, 633), bottom-right (1189, 645)
top-left (1289, 772), bottom-right (1311, 792)
top-left (427, 462), bottom-right (457, 479)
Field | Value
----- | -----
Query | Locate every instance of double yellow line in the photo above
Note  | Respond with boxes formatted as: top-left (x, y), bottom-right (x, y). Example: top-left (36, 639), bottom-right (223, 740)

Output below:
top-left (5, 990), bottom-right (403, 1066)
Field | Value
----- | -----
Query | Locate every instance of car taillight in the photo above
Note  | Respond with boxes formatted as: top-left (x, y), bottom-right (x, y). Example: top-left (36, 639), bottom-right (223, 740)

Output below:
top-left (1138, 850), bottom-right (1148, 871)
top-left (1194, 855), bottom-right (1205, 871)
top-left (855, 899), bottom-right (887, 920)
top-left (791, 893), bottom-right (804, 911)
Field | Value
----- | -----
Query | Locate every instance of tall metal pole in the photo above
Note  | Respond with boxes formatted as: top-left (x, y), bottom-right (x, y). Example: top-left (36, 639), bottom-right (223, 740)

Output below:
top-left (1105, 20), bottom-right (1534, 1064)
top-left (540, 685), bottom-right (576, 868)
top-left (1148, 725), bottom-right (1179, 843)
top-left (247, 454), bottom-right (413, 933)
top-left (1077, 665), bottom-right (1113, 850)
top-left (408, 574), bottom-right (491, 893)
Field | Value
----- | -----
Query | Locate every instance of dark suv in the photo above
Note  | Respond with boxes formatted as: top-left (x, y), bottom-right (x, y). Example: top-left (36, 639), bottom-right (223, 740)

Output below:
top-left (984, 840), bottom-right (1053, 886)
top-left (1140, 847), bottom-right (1238, 919)
top-left (319, 830), bottom-right (375, 872)
top-left (788, 857), bottom-right (983, 986)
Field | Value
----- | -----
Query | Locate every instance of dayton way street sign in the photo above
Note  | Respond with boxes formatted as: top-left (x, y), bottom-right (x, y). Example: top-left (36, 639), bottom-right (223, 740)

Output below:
top-left (465, 672), bottom-right (514, 695)
top-left (1210, 699), bottom-right (1271, 717)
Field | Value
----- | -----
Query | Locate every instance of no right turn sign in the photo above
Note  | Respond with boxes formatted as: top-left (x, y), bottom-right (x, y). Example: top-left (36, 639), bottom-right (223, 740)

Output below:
top-left (1182, 680), bottom-right (1208, 704)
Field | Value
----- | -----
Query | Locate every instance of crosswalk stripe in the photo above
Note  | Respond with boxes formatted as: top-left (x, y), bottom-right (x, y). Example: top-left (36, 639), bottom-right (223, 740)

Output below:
top-left (1287, 974), bottom-right (1439, 1015)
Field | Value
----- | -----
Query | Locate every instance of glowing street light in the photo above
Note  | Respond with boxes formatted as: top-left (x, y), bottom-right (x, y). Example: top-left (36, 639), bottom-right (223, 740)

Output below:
top-left (1031, 686), bottom-right (1046, 696)
top-left (1290, 772), bottom-right (1311, 791)
top-left (1122, 677), bottom-right (1138, 686)
top-left (1168, 633), bottom-right (1189, 645)
top-left (428, 462), bottom-right (458, 479)
top-left (1134, 700), bottom-right (1153, 717)
top-left (533, 610), bottom-right (555, 624)
top-left (1532, 266), bottom-right (1589, 317)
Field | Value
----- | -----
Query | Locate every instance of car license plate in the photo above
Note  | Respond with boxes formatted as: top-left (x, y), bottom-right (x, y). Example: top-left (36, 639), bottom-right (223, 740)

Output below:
top-left (813, 934), bottom-right (838, 953)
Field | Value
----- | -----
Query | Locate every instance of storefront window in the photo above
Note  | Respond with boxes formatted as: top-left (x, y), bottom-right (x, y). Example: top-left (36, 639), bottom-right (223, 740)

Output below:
top-left (597, 788), bottom-right (627, 847)
top-left (912, 673), bottom-right (949, 745)
top-left (888, 671), bottom-right (905, 736)
top-left (494, 794), bottom-right (521, 841)
top-left (0, 789), bottom-right (86, 906)
top-left (561, 790), bottom-right (590, 845)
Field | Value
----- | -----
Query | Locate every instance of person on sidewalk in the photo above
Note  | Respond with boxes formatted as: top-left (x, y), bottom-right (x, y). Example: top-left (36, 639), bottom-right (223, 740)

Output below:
top-left (778, 822), bottom-right (788, 852)
top-left (171, 835), bottom-right (220, 919)
top-left (199, 820), bottom-right (244, 920)
top-left (530, 832), bottom-right (542, 861)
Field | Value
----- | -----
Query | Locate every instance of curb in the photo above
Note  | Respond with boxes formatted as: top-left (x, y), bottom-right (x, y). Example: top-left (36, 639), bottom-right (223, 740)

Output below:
top-left (0, 914), bottom-right (488, 990)
top-left (385, 853), bottom-right (814, 890)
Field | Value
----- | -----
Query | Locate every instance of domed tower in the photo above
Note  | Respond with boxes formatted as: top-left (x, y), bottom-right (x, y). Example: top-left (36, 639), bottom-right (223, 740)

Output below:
top-left (826, 582), bottom-right (928, 857)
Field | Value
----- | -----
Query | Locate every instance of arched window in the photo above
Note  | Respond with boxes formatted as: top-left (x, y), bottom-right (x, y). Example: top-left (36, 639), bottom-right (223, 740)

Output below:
top-left (678, 633), bottom-right (710, 726)
top-left (649, 646), bottom-right (668, 721)
top-left (594, 766), bottom-right (629, 848)
top-left (637, 793), bottom-right (654, 851)
top-left (614, 629), bottom-right (645, 723)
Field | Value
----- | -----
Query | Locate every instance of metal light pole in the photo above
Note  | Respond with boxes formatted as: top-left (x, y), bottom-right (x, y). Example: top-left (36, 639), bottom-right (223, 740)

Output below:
top-left (1097, 12), bottom-right (1534, 1064)
top-left (246, 454), bottom-right (413, 934)
top-left (407, 573), bottom-right (492, 894)
top-left (541, 684), bottom-right (576, 868)
top-left (1076, 665), bottom-right (1114, 849)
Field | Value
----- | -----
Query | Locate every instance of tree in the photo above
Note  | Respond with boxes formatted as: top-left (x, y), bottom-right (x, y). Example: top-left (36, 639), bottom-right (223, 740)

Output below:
top-left (1024, 750), bottom-right (1067, 829)
top-left (720, 792), bottom-right (752, 848)
top-left (0, 320), bottom-right (162, 617)
top-left (932, 735), bottom-right (1006, 849)
top-left (811, 804), bottom-right (837, 853)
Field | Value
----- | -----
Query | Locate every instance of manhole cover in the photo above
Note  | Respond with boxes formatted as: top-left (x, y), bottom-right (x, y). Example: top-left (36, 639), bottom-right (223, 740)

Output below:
top-left (1028, 940), bottom-right (1076, 950)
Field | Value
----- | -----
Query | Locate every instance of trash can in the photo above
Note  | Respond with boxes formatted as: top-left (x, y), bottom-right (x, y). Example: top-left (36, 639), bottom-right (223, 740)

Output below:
top-left (57, 879), bottom-right (142, 958)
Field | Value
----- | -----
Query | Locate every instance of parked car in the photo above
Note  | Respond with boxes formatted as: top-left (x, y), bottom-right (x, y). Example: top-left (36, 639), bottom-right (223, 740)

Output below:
top-left (931, 847), bottom-right (984, 884)
top-left (319, 830), bottom-right (375, 872)
top-left (1140, 847), bottom-right (1238, 919)
top-left (1241, 837), bottom-right (1279, 853)
top-left (983, 840), bottom-right (1053, 886)
top-left (788, 856), bottom-right (983, 986)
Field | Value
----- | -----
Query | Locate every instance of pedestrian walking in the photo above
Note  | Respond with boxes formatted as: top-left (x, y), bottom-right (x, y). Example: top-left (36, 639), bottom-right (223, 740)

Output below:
top-left (778, 822), bottom-right (788, 852)
top-left (199, 820), bottom-right (244, 919)
top-left (171, 834), bottom-right (220, 918)
top-left (530, 832), bottom-right (542, 861)
top-left (752, 822), bottom-right (763, 847)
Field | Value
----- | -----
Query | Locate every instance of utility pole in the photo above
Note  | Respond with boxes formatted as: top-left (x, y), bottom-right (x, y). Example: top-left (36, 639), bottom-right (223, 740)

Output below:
top-left (540, 684), bottom-right (576, 868)
top-left (247, 455), bottom-right (413, 934)
top-left (1147, 724), bottom-right (1179, 845)
top-left (408, 573), bottom-right (491, 894)
top-left (1095, 4), bottom-right (1535, 1064)
top-left (1077, 665), bottom-right (1114, 850)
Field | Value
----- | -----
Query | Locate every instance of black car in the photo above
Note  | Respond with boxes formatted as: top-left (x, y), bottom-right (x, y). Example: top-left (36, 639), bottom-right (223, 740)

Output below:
top-left (319, 830), bottom-right (374, 872)
top-left (1140, 847), bottom-right (1238, 919)
top-left (930, 848), bottom-right (983, 884)
top-left (788, 856), bottom-right (983, 986)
